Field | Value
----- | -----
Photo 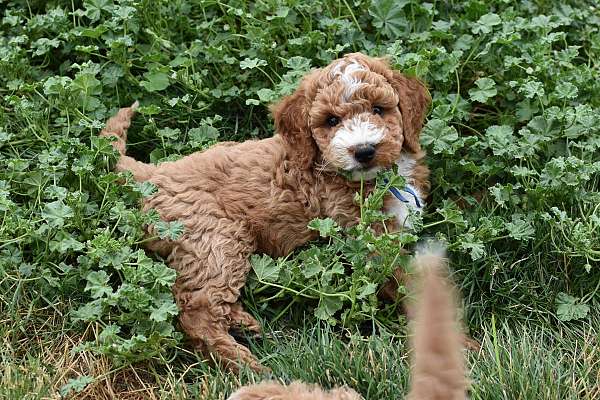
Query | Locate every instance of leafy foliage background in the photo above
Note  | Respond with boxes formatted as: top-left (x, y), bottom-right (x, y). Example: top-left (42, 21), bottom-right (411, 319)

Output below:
top-left (1, 0), bottom-right (599, 390)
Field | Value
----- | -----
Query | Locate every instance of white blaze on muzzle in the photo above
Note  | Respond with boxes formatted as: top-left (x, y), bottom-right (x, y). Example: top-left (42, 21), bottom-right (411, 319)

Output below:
top-left (330, 116), bottom-right (384, 170)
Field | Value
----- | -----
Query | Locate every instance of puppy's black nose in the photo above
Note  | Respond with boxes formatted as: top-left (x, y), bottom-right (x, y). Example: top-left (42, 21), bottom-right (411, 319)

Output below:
top-left (354, 144), bottom-right (376, 164)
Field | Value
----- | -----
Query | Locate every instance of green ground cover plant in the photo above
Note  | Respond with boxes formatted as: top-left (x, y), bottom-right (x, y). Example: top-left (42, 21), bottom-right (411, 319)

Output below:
top-left (0, 0), bottom-right (598, 398)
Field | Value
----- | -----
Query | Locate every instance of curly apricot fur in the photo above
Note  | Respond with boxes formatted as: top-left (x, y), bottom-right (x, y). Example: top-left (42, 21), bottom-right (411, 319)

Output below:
top-left (100, 53), bottom-right (430, 372)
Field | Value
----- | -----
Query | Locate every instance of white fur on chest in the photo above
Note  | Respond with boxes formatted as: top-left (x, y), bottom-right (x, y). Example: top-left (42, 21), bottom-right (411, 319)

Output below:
top-left (384, 153), bottom-right (424, 229)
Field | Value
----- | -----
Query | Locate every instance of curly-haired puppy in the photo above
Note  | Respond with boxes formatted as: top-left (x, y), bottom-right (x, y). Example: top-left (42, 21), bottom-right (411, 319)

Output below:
top-left (100, 53), bottom-right (430, 371)
top-left (228, 248), bottom-right (466, 400)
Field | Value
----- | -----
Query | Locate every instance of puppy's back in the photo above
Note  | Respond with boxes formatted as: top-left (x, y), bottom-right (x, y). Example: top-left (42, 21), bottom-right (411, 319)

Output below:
top-left (406, 246), bottom-right (466, 400)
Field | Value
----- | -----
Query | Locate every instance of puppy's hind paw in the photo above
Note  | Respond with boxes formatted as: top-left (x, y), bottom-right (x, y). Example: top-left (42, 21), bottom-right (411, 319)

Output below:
top-left (228, 305), bottom-right (262, 336)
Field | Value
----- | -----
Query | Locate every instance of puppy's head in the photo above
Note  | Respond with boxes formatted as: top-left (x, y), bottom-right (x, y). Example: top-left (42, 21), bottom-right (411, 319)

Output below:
top-left (271, 53), bottom-right (430, 179)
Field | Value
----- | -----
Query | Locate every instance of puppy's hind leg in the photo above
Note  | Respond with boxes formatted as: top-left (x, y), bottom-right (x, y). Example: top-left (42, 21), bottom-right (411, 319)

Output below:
top-left (179, 291), bottom-right (264, 372)
top-left (171, 231), bottom-right (264, 372)
top-left (100, 101), bottom-right (155, 181)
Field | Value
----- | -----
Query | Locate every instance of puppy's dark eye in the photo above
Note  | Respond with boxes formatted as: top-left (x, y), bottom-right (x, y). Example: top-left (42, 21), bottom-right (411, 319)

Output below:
top-left (373, 106), bottom-right (384, 116)
top-left (326, 116), bottom-right (340, 127)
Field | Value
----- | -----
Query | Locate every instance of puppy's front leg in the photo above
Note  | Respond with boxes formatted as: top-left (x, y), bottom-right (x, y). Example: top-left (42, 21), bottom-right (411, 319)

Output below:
top-left (378, 267), bottom-right (411, 308)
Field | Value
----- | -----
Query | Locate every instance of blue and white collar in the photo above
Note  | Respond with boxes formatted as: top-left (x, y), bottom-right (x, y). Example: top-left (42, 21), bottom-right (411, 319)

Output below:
top-left (388, 185), bottom-right (422, 208)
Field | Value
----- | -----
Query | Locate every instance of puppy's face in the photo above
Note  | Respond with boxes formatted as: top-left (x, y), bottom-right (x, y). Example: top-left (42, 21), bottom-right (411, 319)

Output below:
top-left (272, 53), bottom-right (430, 178)
top-left (310, 58), bottom-right (404, 180)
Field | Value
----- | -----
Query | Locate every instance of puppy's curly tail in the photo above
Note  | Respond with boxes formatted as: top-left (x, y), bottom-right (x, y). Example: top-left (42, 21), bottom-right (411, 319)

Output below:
top-left (100, 101), bottom-right (139, 156)
top-left (100, 101), bottom-right (155, 181)
top-left (406, 243), bottom-right (466, 400)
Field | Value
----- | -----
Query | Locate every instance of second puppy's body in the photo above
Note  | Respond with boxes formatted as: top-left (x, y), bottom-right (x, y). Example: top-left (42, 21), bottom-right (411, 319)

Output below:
top-left (101, 53), bottom-right (431, 371)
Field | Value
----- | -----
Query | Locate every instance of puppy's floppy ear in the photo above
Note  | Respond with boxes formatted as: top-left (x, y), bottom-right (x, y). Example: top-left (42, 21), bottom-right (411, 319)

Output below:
top-left (270, 84), bottom-right (316, 170)
top-left (389, 71), bottom-right (431, 154)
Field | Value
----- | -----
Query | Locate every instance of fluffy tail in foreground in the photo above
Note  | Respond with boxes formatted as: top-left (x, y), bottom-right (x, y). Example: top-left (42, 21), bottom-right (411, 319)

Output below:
top-left (227, 244), bottom-right (466, 400)
top-left (100, 101), bottom-right (156, 181)
top-left (406, 244), bottom-right (466, 400)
